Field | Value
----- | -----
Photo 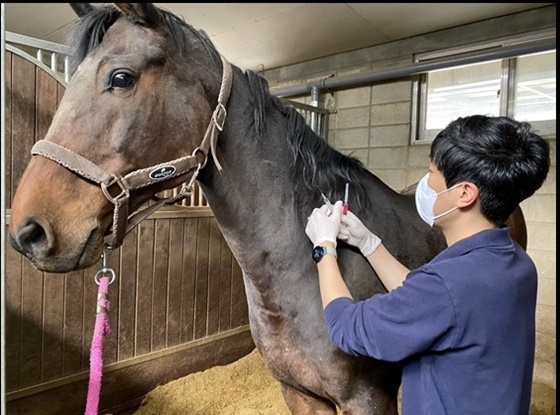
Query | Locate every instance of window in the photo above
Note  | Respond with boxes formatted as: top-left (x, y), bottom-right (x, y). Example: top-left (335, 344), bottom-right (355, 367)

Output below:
top-left (413, 32), bottom-right (556, 142)
top-left (511, 51), bottom-right (556, 123)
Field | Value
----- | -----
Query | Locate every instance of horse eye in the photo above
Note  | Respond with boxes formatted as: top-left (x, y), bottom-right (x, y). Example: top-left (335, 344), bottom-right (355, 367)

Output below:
top-left (110, 72), bottom-right (135, 89)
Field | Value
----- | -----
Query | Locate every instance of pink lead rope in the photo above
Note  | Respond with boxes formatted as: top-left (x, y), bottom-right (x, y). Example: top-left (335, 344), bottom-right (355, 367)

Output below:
top-left (85, 249), bottom-right (115, 415)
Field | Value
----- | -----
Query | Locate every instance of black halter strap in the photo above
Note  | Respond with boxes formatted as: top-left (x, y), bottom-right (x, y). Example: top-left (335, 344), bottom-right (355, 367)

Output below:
top-left (30, 56), bottom-right (233, 250)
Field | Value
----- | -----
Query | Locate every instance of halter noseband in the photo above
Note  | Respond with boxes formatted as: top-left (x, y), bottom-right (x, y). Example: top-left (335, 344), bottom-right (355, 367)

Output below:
top-left (30, 56), bottom-right (233, 250)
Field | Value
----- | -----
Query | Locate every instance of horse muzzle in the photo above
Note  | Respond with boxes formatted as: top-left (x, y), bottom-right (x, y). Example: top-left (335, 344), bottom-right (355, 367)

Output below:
top-left (8, 213), bottom-right (103, 273)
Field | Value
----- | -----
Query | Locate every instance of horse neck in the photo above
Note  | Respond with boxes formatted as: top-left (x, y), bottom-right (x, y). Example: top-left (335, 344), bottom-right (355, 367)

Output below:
top-left (197, 79), bottom-right (308, 273)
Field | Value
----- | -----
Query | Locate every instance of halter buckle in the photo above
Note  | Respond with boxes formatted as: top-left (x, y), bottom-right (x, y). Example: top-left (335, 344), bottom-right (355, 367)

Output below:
top-left (101, 175), bottom-right (130, 204)
top-left (212, 103), bottom-right (227, 132)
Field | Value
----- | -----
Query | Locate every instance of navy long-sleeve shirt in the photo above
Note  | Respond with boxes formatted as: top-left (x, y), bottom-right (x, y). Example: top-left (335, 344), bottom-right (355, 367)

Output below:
top-left (324, 227), bottom-right (537, 415)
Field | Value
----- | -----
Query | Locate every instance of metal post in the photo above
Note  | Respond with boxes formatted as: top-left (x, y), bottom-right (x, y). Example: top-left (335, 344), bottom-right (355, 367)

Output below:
top-left (51, 51), bottom-right (57, 73)
top-left (309, 85), bottom-right (320, 134)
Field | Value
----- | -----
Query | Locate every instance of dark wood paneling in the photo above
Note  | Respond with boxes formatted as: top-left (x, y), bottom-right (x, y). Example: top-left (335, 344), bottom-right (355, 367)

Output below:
top-left (181, 219), bottom-right (197, 343)
top-left (167, 219), bottom-right (184, 347)
top-left (42, 272), bottom-right (65, 382)
top-left (10, 54), bottom-right (36, 208)
top-left (136, 220), bottom-right (155, 356)
top-left (63, 269), bottom-right (85, 376)
top-left (5, 238), bottom-right (22, 390)
top-left (118, 227), bottom-right (138, 361)
top-left (152, 219), bottom-right (170, 352)
top-left (35, 66), bottom-right (58, 141)
top-left (194, 218), bottom-right (210, 339)
top-left (4, 51), bottom-right (13, 206)
top-left (19, 260), bottom-right (44, 388)
top-left (207, 219), bottom-right (223, 336)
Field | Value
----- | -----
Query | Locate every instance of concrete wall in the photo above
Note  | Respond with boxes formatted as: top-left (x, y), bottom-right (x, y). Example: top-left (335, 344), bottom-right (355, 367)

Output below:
top-left (265, 5), bottom-right (556, 413)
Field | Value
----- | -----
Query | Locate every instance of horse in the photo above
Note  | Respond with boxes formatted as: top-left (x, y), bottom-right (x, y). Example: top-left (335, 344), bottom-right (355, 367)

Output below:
top-left (7, 3), bottom-right (527, 414)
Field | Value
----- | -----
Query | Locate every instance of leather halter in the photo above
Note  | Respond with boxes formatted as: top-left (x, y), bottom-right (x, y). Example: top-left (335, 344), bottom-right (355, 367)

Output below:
top-left (30, 56), bottom-right (233, 250)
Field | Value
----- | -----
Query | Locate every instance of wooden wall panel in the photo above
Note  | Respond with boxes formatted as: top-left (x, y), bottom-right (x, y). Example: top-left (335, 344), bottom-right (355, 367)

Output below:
top-left (194, 218), bottom-right (210, 339)
top-left (10, 54), bottom-right (36, 208)
top-left (19, 261), bottom-right (44, 388)
top-left (62, 269), bottom-right (85, 376)
top-left (35, 67), bottom-right (58, 141)
top-left (181, 219), bottom-right (197, 343)
top-left (136, 220), bottom-right (155, 356)
top-left (152, 219), bottom-right (171, 352)
top-left (207, 218), bottom-right (223, 336)
top-left (42, 273), bottom-right (65, 381)
top-left (167, 218), bottom-right (185, 347)
top-left (5, 237), bottom-right (22, 390)
top-left (118, 227), bottom-right (139, 361)
top-left (4, 51), bottom-right (13, 206)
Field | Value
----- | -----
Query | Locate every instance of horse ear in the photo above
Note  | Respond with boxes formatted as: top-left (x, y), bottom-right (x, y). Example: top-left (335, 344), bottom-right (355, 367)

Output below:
top-left (70, 3), bottom-right (94, 18)
top-left (112, 3), bottom-right (164, 26)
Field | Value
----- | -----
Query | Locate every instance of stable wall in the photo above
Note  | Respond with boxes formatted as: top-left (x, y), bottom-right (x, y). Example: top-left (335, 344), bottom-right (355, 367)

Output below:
top-left (265, 4), bottom-right (556, 411)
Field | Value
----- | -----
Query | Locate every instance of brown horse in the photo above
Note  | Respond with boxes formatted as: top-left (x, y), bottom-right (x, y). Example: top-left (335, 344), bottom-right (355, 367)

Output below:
top-left (7, 3), bottom-right (527, 414)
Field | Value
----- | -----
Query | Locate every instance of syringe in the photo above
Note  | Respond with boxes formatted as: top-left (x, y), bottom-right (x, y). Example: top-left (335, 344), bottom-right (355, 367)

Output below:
top-left (343, 183), bottom-right (349, 215)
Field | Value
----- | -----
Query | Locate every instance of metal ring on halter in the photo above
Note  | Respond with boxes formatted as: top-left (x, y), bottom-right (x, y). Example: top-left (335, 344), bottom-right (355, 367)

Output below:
top-left (94, 268), bottom-right (116, 285)
top-left (191, 147), bottom-right (208, 169)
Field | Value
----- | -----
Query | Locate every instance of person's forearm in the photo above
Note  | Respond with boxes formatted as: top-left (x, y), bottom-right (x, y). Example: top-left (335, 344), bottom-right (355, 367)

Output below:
top-left (366, 243), bottom-right (410, 291)
top-left (315, 242), bottom-right (353, 309)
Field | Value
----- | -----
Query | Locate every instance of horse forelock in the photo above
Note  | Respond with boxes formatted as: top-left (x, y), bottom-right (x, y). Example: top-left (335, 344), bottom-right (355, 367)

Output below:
top-left (66, 4), bottom-right (222, 74)
top-left (245, 70), bottom-right (369, 211)
top-left (66, 6), bottom-right (120, 73)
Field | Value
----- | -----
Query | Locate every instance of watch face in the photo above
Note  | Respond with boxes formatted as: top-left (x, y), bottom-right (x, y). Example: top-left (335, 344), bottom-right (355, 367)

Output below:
top-left (312, 246), bottom-right (324, 263)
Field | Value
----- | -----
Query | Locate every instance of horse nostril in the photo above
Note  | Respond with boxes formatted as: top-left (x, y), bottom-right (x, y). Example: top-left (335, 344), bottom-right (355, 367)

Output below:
top-left (15, 217), bottom-right (54, 258)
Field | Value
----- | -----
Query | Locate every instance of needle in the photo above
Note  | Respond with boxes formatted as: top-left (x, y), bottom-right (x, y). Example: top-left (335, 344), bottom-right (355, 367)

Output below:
top-left (321, 192), bottom-right (334, 215)
top-left (343, 183), bottom-right (349, 215)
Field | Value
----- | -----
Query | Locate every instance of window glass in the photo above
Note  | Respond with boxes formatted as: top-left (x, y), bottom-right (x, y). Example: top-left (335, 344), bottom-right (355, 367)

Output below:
top-left (413, 33), bottom-right (556, 142)
top-left (425, 60), bottom-right (501, 130)
top-left (512, 50), bottom-right (556, 122)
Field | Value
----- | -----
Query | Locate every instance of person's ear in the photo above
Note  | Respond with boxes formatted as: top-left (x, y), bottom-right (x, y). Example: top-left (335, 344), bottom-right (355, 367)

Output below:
top-left (457, 182), bottom-right (479, 208)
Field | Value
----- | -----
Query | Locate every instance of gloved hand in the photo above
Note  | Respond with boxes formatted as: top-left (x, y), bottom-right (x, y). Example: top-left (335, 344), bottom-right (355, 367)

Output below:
top-left (338, 210), bottom-right (381, 257)
top-left (305, 200), bottom-right (343, 247)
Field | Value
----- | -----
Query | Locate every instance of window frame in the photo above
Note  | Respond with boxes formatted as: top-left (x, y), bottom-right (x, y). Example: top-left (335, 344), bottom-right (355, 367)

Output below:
top-left (411, 29), bottom-right (556, 144)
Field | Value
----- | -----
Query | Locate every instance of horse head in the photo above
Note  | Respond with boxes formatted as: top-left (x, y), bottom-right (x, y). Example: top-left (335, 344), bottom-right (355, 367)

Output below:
top-left (8, 3), bottom-right (227, 272)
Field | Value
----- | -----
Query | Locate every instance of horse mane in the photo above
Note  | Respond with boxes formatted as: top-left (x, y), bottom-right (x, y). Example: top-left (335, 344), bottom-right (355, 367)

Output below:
top-left (244, 70), bottom-right (371, 210)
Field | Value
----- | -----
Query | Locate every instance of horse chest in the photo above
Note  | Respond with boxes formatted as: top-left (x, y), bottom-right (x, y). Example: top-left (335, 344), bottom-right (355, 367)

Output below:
top-left (244, 284), bottom-right (332, 386)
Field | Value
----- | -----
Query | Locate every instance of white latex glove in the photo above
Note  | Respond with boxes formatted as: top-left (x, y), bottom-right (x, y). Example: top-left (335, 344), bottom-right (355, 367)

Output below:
top-left (338, 210), bottom-right (381, 257)
top-left (305, 201), bottom-right (343, 247)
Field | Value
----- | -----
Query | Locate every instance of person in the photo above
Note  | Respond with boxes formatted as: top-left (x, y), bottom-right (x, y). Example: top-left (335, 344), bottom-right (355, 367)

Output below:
top-left (305, 115), bottom-right (550, 415)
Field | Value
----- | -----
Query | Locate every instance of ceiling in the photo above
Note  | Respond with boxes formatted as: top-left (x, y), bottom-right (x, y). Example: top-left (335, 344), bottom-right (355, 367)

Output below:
top-left (3, 3), bottom-right (553, 71)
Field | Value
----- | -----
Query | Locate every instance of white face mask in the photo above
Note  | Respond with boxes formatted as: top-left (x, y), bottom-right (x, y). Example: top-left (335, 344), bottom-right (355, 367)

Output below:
top-left (415, 173), bottom-right (462, 227)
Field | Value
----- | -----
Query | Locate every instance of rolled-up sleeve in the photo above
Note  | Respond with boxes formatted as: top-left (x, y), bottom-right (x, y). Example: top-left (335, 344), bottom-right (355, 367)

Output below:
top-left (323, 267), bottom-right (457, 361)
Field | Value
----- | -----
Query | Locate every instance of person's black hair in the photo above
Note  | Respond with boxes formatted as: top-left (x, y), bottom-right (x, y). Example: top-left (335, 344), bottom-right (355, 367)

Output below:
top-left (430, 115), bottom-right (550, 225)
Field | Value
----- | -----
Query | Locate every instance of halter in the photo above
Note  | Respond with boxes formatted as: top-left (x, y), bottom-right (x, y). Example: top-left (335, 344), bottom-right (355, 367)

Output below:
top-left (30, 56), bottom-right (233, 250)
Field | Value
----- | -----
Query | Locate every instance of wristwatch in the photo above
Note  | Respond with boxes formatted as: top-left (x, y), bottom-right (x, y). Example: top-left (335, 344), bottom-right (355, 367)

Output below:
top-left (312, 246), bottom-right (337, 263)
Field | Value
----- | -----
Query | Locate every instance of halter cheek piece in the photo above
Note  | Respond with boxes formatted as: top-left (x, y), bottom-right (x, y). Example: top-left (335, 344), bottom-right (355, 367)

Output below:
top-left (30, 56), bottom-right (233, 251)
